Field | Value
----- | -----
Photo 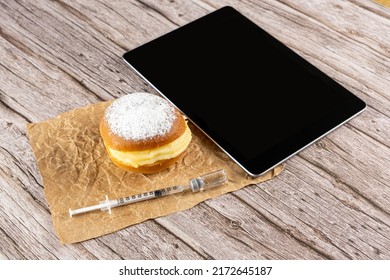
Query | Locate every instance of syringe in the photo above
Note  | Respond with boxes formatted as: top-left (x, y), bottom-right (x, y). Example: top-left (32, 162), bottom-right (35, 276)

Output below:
top-left (69, 169), bottom-right (227, 217)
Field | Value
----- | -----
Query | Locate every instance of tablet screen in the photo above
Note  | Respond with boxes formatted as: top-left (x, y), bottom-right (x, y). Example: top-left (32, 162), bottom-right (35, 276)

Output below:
top-left (122, 6), bottom-right (366, 177)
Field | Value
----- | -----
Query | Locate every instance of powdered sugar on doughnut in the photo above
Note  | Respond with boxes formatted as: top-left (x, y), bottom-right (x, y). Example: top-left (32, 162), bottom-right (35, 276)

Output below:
top-left (105, 92), bottom-right (176, 141)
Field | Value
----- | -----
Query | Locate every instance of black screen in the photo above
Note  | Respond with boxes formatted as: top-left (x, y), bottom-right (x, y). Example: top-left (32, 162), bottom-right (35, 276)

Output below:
top-left (123, 6), bottom-right (366, 176)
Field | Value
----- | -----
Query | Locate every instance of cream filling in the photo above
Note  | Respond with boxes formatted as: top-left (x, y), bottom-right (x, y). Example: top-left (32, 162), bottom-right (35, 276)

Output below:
top-left (108, 125), bottom-right (192, 168)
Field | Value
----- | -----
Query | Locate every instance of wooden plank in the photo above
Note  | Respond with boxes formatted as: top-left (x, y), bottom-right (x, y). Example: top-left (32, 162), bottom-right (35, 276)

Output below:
top-left (237, 159), bottom-right (390, 259)
top-left (1, 0), bottom-right (389, 260)
top-left (156, 195), bottom-right (326, 259)
top-left (0, 0), bottom-right (152, 119)
top-left (97, 221), bottom-right (205, 259)
top-left (299, 122), bottom-right (390, 212)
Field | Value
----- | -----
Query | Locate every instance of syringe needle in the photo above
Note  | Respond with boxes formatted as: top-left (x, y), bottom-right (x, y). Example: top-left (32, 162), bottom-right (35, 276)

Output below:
top-left (69, 169), bottom-right (227, 217)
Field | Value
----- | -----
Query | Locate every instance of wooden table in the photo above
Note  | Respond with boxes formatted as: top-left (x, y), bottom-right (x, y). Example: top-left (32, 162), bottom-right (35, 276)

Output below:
top-left (1, 0), bottom-right (390, 260)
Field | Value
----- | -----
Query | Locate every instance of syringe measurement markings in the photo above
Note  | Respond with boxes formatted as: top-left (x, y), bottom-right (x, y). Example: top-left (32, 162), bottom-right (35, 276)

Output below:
top-left (116, 186), bottom-right (184, 206)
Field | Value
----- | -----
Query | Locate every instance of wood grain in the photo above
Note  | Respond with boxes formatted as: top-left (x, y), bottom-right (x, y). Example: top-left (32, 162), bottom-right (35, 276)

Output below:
top-left (374, 0), bottom-right (390, 8)
top-left (1, 0), bottom-right (389, 259)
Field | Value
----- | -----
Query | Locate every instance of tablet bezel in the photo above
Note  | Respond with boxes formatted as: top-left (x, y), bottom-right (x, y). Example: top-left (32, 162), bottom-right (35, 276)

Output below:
top-left (122, 6), bottom-right (367, 177)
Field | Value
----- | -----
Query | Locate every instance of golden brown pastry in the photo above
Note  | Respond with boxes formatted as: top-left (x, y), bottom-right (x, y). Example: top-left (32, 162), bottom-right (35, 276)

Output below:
top-left (100, 92), bottom-right (192, 173)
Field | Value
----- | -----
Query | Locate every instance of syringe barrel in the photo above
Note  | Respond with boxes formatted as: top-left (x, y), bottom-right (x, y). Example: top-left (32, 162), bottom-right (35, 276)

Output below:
top-left (189, 169), bottom-right (227, 192)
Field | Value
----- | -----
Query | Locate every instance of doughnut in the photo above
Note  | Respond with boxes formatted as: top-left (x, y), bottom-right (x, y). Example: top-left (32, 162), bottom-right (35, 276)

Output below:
top-left (100, 92), bottom-right (192, 174)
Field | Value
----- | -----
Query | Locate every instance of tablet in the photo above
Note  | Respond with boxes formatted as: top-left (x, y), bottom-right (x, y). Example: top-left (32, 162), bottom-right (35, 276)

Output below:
top-left (122, 6), bottom-right (366, 177)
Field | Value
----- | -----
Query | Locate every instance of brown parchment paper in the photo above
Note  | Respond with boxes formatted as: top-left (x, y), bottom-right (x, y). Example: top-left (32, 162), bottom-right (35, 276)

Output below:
top-left (26, 100), bottom-right (284, 244)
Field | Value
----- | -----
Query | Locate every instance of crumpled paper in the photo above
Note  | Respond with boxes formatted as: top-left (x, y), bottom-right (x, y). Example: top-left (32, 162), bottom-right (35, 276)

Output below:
top-left (26, 100), bottom-right (284, 244)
